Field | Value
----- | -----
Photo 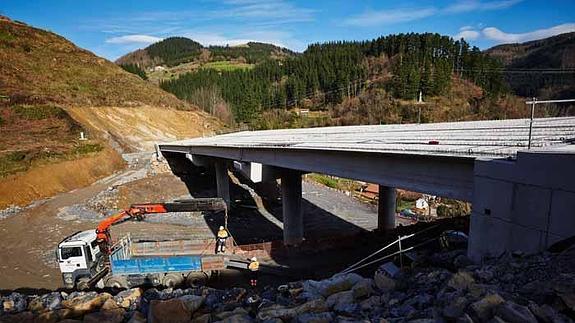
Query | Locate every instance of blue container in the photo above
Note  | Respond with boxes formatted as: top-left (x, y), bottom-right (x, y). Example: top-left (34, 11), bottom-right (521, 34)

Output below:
top-left (111, 255), bottom-right (202, 275)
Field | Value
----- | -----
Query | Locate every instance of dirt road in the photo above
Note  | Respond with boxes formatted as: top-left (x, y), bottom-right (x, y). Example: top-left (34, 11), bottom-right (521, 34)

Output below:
top-left (0, 156), bottom-right (410, 291)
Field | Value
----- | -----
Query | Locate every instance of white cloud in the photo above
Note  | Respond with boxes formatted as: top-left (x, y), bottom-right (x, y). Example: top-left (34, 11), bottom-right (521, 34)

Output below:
top-left (105, 34), bottom-right (163, 45)
top-left (460, 25), bottom-right (475, 31)
top-left (344, 0), bottom-right (522, 27)
top-left (481, 23), bottom-right (575, 43)
top-left (220, 0), bottom-right (315, 23)
top-left (444, 0), bottom-right (522, 14)
top-left (343, 8), bottom-right (437, 27)
top-left (455, 30), bottom-right (481, 40)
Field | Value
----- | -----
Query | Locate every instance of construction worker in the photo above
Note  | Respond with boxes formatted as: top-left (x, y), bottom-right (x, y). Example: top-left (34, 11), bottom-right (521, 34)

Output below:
top-left (248, 256), bottom-right (259, 288)
top-left (216, 225), bottom-right (229, 254)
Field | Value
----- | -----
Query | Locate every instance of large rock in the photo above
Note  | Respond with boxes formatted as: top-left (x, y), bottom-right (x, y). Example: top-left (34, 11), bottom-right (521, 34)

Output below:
top-left (257, 299), bottom-right (329, 321)
top-left (114, 288), bottom-right (142, 309)
top-left (326, 291), bottom-right (358, 315)
top-left (303, 273), bottom-right (363, 299)
top-left (148, 298), bottom-right (193, 323)
top-left (443, 296), bottom-right (468, 319)
top-left (179, 295), bottom-right (204, 313)
top-left (352, 279), bottom-right (374, 299)
top-left (127, 311), bottom-right (147, 323)
top-left (495, 301), bottom-right (537, 323)
top-left (83, 309), bottom-right (126, 323)
top-left (447, 272), bottom-right (475, 291)
top-left (360, 295), bottom-right (382, 312)
top-left (61, 292), bottom-right (112, 314)
top-left (373, 272), bottom-right (396, 292)
top-left (294, 311), bottom-right (335, 323)
top-left (468, 294), bottom-right (504, 322)
top-left (1, 293), bottom-right (27, 314)
top-left (35, 308), bottom-right (76, 322)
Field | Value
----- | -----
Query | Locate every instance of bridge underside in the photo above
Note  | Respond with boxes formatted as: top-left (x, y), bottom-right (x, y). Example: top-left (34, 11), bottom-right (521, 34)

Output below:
top-left (159, 117), bottom-right (575, 260)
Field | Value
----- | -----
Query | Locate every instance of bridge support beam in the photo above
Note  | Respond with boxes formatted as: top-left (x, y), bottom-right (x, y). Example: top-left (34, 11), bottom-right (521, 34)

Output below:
top-left (378, 185), bottom-right (396, 231)
top-left (281, 169), bottom-right (303, 246)
top-left (215, 160), bottom-right (230, 206)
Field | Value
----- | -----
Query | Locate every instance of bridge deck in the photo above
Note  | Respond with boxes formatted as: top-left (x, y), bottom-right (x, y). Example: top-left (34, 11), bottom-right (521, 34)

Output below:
top-left (162, 117), bottom-right (575, 159)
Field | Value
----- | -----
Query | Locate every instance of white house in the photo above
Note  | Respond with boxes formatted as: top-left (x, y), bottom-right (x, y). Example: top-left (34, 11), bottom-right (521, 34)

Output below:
top-left (415, 198), bottom-right (428, 210)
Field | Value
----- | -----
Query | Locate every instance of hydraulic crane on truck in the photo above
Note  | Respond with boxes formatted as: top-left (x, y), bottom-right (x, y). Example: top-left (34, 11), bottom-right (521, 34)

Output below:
top-left (57, 198), bottom-right (228, 289)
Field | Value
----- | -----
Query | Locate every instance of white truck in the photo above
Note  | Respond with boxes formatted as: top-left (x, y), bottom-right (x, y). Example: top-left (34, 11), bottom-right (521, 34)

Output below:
top-left (56, 199), bottom-right (232, 289)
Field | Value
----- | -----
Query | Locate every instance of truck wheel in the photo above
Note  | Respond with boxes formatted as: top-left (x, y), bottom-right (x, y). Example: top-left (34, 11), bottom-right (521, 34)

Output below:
top-left (105, 276), bottom-right (128, 289)
top-left (186, 272), bottom-right (208, 287)
top-left (162, 273), bottom-right (184, 288)
top-left (76, 277), bottom-right (90, 291)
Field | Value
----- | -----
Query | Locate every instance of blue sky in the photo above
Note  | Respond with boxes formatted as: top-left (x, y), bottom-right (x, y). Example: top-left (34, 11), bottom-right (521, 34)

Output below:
top-left (1, 0), bottom-right (574, 60)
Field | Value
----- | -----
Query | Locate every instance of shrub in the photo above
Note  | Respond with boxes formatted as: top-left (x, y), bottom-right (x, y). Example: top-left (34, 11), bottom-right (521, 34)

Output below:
top-left (12, 104), bottom-right (66, 120)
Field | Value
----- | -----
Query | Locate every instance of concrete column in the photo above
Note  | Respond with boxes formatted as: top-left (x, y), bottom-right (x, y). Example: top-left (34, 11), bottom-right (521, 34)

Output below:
top-left (281, 169), bottom-right (303, 246)
top-left (378, 185), bottom-right (396, 231)
top-left (215, 160), bottom-right (230, 206)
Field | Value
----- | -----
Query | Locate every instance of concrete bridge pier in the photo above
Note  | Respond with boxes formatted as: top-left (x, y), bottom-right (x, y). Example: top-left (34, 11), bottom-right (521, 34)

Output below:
top-left (378, 185), bottom-right (396, 231)
top-left (281, 169), bottom-right (303, 246)
top-left (215, 160), bottom-right (230, 206)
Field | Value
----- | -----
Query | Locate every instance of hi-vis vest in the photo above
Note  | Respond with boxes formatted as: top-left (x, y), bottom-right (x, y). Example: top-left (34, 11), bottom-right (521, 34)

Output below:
top-left (248, 261), bottom-right (259, 272)
top-left (217, 229), bottom-right (229, 239)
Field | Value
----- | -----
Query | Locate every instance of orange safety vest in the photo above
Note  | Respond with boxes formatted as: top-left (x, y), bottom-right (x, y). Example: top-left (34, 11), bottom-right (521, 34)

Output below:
top-left (217, 229), bottom-right (228, 239)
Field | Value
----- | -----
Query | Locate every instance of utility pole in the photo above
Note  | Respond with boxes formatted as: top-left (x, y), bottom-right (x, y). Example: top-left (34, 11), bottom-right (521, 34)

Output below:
top-left (528, 97), bottom-right (536, 150)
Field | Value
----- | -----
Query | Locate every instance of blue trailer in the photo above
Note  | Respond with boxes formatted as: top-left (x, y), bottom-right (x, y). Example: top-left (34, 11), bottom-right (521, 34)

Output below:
top-left (103, 235), bottom-right (227, 288)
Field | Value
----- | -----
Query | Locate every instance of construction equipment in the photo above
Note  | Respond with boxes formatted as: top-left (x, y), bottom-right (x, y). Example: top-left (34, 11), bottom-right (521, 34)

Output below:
top-left (57, 199), bottom-right (228, 289)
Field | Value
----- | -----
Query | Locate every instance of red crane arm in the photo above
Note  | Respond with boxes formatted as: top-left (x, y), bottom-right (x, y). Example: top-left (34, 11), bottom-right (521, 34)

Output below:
top-left (95, 199), bottom-right (227, 254)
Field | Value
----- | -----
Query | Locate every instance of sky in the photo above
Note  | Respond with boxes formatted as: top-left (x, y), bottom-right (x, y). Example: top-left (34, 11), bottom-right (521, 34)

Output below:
top-left (1, 0), bottom-right (574, 61)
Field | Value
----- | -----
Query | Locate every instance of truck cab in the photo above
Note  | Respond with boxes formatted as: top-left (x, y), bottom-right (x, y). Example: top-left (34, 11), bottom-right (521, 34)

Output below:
top-left (57, 230), bottom-right (102, 288)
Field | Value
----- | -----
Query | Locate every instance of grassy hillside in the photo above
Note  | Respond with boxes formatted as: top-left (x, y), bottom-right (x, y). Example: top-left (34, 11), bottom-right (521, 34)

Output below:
top-left (0, 19), bottom-right (189, 108)
top-left (116, 37), bottom-right (294, 82)
top-left (486, 32), bottom-right (575, 101)
top-left (0, 16), bottom-right (221, 208)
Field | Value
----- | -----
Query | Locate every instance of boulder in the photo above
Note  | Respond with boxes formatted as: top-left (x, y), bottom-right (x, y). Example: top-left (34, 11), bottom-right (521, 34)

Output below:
top-left (101, 298), bottom-right (120, 311)
top-left (468, 294), bottom-right (504, 322)
top-left (115, 288), bottom-right (142, 309)
top-left (308, 273), bottom-right (363, 298)
top-left (373, 272), bottom-right (395, 293)
top-left (326, 291), bottom-right (359, 316)
top-left (61, 292), bottom-right (112, 314)
top-left (294, 311), bottom-right (335, 323)
top-left (179, 295), bottom-right (204, 313)
top-left (83, 309), bottom-right (126, 323)
top-left (217, 313), bottom-right (253, 323)
top-left (443, 296), bottom-right (468, 319)
top-left (147, 298), bottom-right (193, 323)
top-left (257, 299), bottom-right (328, 321)
top-left (360, 295), bottom-right (382, 312)
top-left (495, 301), bottom-right (537, 323)
top-left (1, 293), bottom-right (27, 314)
top-left (214, 307), bottom-right (249, 321)
top-left (127, 311), bottom-right (147, 323)
top-left (456, 313), bottom-right (474, 323)
top-left (36, 308), bottom-right (75, 323)
top-left (447, 272), bottom-right (475, 291)
top-left (352, 279), bottom-right (374, 299)
top-left (192, 313), bottom-right (211, 323)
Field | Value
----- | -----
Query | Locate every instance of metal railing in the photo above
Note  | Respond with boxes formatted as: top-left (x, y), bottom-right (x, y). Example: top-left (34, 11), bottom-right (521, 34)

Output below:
top-left (525, 98), bottom-right (575, 149)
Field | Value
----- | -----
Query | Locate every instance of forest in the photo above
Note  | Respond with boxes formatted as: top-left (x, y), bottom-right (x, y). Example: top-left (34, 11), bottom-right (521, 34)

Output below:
top-left (159, 33), bottom-right (507, 125)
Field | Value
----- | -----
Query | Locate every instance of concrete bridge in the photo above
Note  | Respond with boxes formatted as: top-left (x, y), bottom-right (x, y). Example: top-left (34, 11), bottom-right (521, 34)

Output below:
top-left (159, 117), bottom-right (575, 261)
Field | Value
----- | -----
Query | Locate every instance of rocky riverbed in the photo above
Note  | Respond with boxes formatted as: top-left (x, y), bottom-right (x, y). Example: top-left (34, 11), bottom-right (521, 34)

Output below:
top-left (1, 247), bottom-right (574, 323)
